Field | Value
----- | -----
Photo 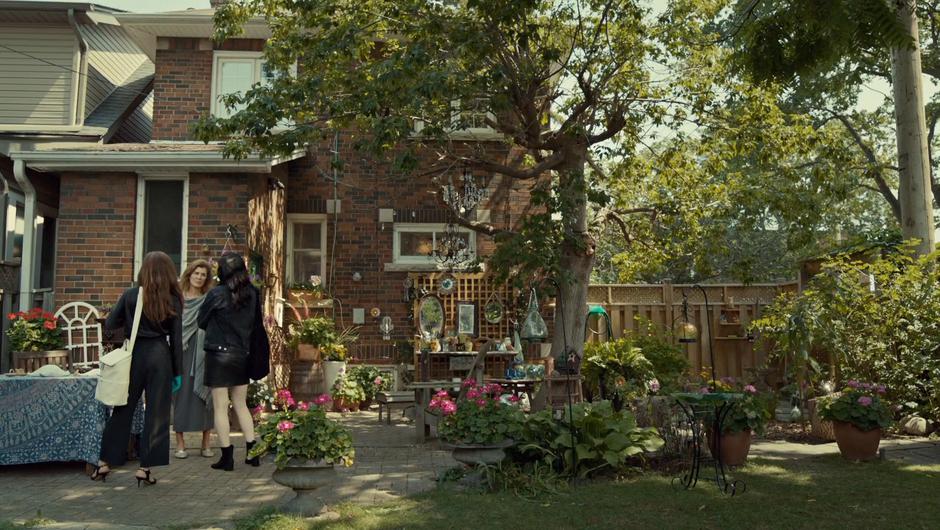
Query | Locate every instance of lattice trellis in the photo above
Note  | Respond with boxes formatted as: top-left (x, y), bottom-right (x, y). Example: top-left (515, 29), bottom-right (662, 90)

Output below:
top-left (409, 272), bottom-right (514, 341)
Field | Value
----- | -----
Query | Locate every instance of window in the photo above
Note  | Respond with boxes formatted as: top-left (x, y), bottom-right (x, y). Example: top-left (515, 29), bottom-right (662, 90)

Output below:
top-left (212, 52), bottom-right (295, 118)
top-left (135, 176), bottom-right (188, 275)
top-left (414, 98), bottom-right (499, 138)
top-left (287, 214), bottom-right (327, 286)
top-left (392, 223), bottom-right (476, 265)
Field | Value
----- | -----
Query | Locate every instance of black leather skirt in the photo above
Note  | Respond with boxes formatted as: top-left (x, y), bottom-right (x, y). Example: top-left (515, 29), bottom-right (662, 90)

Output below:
top-left (204, 344), bottom-right (249, 387)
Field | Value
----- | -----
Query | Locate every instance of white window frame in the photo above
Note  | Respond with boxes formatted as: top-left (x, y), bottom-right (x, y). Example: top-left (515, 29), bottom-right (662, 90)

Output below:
top-left (450, 98), bottom-right (497, 136)
top-left (392, 222), bottom-right (476, 265)
top-left (211, 51), bottom-right (296, 118)
top-left (286, 214), bottom-right (328, 287)
top-left (134, 174), bottom-right (189, 277)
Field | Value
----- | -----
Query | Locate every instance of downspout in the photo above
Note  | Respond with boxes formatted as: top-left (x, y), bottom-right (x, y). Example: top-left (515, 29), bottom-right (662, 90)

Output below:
top-left (67, 9), bottom-right (88, 125)
top-left (13, 159), bottom-right (37, 312)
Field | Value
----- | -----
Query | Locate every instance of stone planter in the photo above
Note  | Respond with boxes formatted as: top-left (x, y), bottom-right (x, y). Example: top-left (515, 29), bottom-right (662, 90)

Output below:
top-left (707, 428), bottom-right (752, 467)
top-left (322, 361), bottom-right (346, 394)
top-left (271, 459), bottom-right (337, 516)
top-left (445, 439), bottom-right (514, 466)
top-left (833, 421), bottom-right (882, 461)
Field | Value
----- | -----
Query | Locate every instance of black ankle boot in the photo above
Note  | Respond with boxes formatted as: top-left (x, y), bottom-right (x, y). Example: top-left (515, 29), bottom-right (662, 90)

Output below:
top-left (245, 440), bottom-right (260, 467)
top-left (211, 445), bottom-right (234, 471)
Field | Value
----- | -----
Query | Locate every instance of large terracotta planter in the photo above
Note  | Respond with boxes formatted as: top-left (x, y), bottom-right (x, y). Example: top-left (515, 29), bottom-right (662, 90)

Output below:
top-left (446, 439), bottom-right (514, 466)
top-left (707, 429), bottom-right (752, 467)
top-left (271, 459), bottom-right (337, 516)
top-left (833, 421), bottom-right (882, 461)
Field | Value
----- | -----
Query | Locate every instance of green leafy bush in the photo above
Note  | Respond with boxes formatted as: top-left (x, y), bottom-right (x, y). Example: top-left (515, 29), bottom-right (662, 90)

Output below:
top-left (330, 373), bottom-right (365, 404)
top-left (288, 316), bottom-right (337, 349)
top-left (627, 327), bottom-right (689, 393)
top-left (6, 308), bottom-right (65, 352)
top-left (347, 365), bottom-right (392, 400)
top-left (512, 401), bottom-right (664, 477)
top-left (582, 339), bottom-right (654, 407)
top-left (248, 389), bottom-right (354, 469)
top-left (753, 246), bottom-right (940, 420)
top-left (820, 382), bottom-right (892, 432)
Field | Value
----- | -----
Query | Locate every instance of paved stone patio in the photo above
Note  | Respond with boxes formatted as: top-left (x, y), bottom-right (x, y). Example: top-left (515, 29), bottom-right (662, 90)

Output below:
top-left (0, 410), bottom-right (456, 528)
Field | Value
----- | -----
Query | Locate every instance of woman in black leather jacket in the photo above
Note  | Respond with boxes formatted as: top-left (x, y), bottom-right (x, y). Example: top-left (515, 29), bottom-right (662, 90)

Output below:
top-left (198, 252), bottom-right (261, 471)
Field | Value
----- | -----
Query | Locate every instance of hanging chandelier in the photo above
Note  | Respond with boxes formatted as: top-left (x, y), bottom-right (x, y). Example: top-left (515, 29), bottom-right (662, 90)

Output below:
top-left (434, 219), bottom-right (473, 268)
top-left (441, 165), bottom-right (487, 216)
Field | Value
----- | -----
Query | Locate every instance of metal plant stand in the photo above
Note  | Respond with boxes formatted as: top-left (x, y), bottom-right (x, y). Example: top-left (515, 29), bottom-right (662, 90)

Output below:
top-left (672, 392), bottom-right (746, 496)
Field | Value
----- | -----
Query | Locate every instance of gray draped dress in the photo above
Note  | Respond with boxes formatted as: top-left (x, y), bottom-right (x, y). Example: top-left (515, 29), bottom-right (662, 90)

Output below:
top-left (172, 294), bottom-right (213, 433)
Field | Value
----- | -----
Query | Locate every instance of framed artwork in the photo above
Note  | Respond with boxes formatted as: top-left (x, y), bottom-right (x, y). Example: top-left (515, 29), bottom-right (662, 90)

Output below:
top-left (456, 300), bottom-right (478, 337)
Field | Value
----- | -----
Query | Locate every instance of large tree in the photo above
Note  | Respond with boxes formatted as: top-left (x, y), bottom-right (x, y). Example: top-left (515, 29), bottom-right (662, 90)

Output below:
top-left (729, 0), bottom-right (935, 255)
top-left (197, 0), bottom-right (666, 360)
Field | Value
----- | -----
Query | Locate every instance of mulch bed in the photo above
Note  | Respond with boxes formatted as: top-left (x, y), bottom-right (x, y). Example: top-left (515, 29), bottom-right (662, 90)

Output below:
top-left (757, 421), bottom-right (832, 445)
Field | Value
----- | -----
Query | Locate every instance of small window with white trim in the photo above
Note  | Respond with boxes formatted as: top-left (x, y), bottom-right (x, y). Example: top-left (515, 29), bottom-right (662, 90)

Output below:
top-left (287, 214), bottom-right (327, 287)
top-left (392, 223), bottom-right (476, 265)
top-left (212, 52), bottom-right (295, 118)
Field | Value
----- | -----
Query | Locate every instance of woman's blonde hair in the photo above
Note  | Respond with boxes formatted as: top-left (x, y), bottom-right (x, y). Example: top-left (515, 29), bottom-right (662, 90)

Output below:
top-left (180, 259), bottom-right (214, 295)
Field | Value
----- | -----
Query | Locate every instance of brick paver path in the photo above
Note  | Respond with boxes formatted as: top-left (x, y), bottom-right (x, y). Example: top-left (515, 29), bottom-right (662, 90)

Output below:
top-left (0, 410), bottom-right (456, 528)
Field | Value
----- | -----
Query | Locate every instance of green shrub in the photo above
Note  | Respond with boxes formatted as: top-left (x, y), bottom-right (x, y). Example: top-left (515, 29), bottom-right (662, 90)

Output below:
top-left (512, 400), bottom-right (664, 477)
top-left (582, 339), bottom-right (654, 406)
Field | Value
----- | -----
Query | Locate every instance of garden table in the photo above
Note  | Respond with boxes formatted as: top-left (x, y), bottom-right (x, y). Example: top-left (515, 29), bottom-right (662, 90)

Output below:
top-left (0, 374), bottom-right (143, 466)
top-left (671, 391), bottom-right (746, 496)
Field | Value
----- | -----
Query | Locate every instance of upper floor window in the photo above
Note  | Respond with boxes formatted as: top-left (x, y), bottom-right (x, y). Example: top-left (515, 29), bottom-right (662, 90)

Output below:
top-left (212, 52), bottom-right (293, 118)
top-left (413, 97), bottom-right (499, 138)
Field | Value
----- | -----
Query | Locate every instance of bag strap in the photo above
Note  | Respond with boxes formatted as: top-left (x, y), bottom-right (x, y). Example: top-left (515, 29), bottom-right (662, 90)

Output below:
top-left (127, 287), bottom-right (144, 351)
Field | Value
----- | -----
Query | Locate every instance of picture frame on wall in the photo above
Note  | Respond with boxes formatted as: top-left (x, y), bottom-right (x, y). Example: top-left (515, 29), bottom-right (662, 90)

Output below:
top-left (456, 300), bottom-right (478, 337)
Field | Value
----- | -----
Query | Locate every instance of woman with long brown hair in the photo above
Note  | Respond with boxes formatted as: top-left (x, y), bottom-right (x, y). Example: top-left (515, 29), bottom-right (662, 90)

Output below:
top-left (92, 251), bottom-right (183, 486)
top-left (173, 259), bottom-right (215, 459)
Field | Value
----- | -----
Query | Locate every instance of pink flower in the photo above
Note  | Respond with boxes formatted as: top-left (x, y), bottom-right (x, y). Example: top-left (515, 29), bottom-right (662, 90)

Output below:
top-left (285, 397), bottom-right (296, 407)
top-left (743, 384), bottom-right (757, 394)
top-left (277, 420), bottom-right (295, 432)
top-left (297, 401), bottom-right (309, 411)
top-left (466, 388), bottom-right (481, 399)
top-left (647, 379), bottom-right (661, 392)
top-left (374, 376), bottom-right (384, 386)
top-left (476, 398), bottom-right (487, 408)
top-left (277, 389), bottom-right (293, 400)
top-left (847, 380), bottom-right (859, 389)
top-left (462, 378), bottom-right (477, 388)
top-left (435, 390), bottom-right (450, 398)
top-left (858, 396), bottom-right (873, 407)
top-left (876, 385), bottom-right (886, 395)
top-left (441, 401), bottom-right (457, 415)
top-left (314, 394), bottom-right (331, 405)
top-left (508, 395), bottom-right (520, 403)
top-left (484, 383), bottom-right (504, 395)
top-left (251, 405), bottom-right (264, 417)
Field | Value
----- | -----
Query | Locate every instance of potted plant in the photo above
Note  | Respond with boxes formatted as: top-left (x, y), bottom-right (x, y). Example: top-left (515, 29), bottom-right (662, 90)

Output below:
top-left (7, 308), bottom-right (68, 369)
top-left (705, 380), bottom-right (773, 466)
top-left (430, 379), bottom-right (523, 466)
top-left (249, 389), bottom-right (354, 515)
top-left (820, 381), bottom-right (892, 461)
top-left (288, 314), bottom-right (337, 362)
top-left (289, 275), bottom-right (330, 306)
top-left (330, 372), bottom-right (365, 412)
top-left (348, 365), bottom-right (390, 409)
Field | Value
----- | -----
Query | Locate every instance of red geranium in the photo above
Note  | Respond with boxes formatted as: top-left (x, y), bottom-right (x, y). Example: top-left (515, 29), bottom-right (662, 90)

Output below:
top-left (5, 309), bottom-right (64, 352)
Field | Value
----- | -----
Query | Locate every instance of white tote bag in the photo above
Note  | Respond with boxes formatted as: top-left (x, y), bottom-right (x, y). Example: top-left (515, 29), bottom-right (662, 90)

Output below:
top-left (95, 287), bottom-right (143, 407)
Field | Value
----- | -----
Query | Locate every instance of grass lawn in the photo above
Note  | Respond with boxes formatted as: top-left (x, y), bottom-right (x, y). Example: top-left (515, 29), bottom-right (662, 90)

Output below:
top-left (235, 455), bottom-right (940, 530)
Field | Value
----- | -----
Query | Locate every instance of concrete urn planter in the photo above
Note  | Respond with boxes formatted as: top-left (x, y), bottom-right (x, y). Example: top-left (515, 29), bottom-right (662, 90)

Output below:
top-left (271, 458), bottom-right (337, 516)
top-left (446, 439), bottom-right (514, 466)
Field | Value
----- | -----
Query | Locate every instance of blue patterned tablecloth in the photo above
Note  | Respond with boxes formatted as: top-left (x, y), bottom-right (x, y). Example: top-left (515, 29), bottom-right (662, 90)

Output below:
top-left (0, 375), bottom-right (144, 465)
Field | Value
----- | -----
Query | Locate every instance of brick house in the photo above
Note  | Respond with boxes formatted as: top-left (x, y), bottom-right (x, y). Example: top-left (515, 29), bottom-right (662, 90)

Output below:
top-left (1, 3), bottom-right (540, 370)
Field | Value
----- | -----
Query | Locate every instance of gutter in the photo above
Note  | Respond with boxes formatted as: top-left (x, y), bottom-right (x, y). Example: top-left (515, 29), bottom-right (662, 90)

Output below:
top-left (67, 9), bottom-right (89, 126)
top-left (12, 160), bottom-right (36, 312)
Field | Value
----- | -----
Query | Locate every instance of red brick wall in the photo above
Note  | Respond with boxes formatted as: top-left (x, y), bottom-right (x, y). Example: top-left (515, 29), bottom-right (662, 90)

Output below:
top-left (55, 173), bottom-right (253, 307)
top-left (55, 173), bottom-right (137, 307)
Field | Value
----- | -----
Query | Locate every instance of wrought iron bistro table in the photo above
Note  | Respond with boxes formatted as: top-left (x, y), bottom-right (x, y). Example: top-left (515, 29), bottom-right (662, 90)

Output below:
top-left (672, 391), bottom-right (746, 496)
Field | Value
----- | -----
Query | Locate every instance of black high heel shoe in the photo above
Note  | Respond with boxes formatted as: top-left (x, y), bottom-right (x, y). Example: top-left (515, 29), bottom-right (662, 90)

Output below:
top-left (90, 464), bottom-right (110, 482)
top-left (135, 468), bottom-right (157, 487)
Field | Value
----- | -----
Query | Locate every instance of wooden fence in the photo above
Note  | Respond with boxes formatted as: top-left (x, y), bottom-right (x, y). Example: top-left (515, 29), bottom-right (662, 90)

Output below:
top-left (586, 283), bottom-right (797, 379)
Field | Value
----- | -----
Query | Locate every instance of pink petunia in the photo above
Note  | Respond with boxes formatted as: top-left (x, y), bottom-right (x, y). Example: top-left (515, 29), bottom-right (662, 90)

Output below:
top-left (314, 394), bottom-right (331, 405)
top-left (743, 384), bottom-right (757, 394)
top-left (857, 396), bottom-right (873, 407)
top-left (297, 402), bottom-right (309, 411)
top-left (277, 420), bottom-right (295, 432)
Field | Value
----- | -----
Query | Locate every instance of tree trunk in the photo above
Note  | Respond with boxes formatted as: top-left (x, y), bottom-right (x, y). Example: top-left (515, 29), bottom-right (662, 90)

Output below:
top-left (550, 147), bottom-right (595, 366)
top-left (892, 1), bottom-right (935, 255)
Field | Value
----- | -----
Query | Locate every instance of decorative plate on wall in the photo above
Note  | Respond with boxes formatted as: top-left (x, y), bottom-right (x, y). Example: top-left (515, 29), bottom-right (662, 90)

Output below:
top-left (438, 273), bottom-right (457, 296)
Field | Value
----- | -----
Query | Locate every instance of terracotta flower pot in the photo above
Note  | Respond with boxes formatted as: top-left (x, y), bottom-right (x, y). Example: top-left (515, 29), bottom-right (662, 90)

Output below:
top-left (707, 428), bottom-right (752, 467)
top-left (295, 344), bottom-right (321, 362)
top-left (833, 421), bottom-right (881, 461)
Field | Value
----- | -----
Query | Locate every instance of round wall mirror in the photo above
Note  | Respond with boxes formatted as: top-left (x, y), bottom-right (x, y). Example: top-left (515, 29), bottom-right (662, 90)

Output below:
top-left (417, 295), bottom-right (445, 339)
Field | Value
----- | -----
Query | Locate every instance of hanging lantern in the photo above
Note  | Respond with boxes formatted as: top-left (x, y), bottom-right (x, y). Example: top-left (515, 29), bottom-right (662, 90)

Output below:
top-left (675, 293), bottom-right (698, 343)
top-left (520, 287), bottom-right (548, 341)
top-left (379, 315), bottom-right (394, 341)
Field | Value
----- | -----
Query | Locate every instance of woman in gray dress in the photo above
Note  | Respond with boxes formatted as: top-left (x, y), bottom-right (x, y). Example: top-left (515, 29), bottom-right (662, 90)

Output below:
top-left (172, 259), bottom-right (215, 459)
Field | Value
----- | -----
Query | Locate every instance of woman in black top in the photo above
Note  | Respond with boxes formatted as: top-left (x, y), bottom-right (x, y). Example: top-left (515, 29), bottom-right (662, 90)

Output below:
top-left (92, 251), bottom-right (184, 486)
top-left (199, 252), bottom-right (261, 471)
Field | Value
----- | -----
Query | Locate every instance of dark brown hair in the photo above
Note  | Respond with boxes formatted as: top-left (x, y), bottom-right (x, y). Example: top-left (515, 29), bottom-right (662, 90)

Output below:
top-left (138, 251), bottom-right (182, 323)
top-left (180, 259), bottom-right (214, 295)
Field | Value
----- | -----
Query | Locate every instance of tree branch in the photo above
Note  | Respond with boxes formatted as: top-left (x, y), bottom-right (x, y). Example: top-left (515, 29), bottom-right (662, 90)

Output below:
top-left (832, 112), bottom-right (901, 221)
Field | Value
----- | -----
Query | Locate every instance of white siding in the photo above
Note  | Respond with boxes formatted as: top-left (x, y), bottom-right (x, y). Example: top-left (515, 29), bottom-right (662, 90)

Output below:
top-left (0, 25), bottom-right (76, 126)
top-left (80, 24), bottom-right (149, 119)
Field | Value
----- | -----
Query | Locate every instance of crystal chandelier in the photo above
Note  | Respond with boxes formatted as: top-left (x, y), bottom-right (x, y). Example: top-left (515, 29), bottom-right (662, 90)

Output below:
top-left (434, 219), bottom-right (472, 268)
top-left (441, 165), bottom-right (487, 216)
